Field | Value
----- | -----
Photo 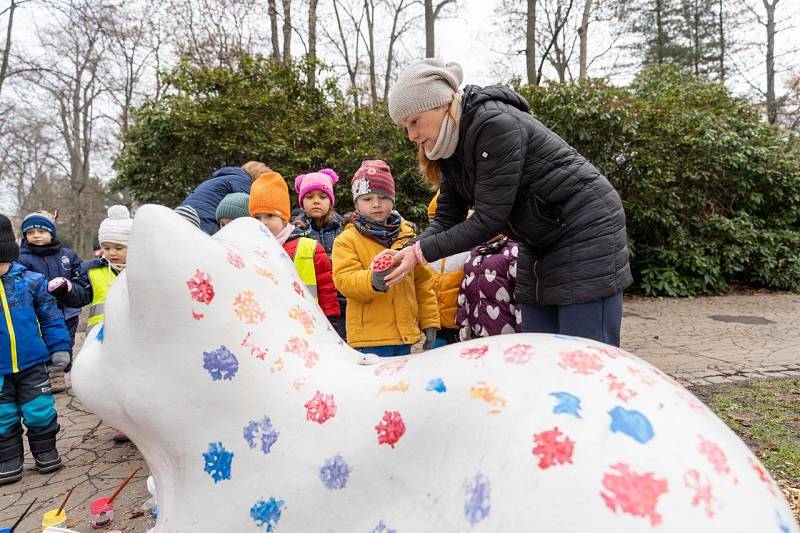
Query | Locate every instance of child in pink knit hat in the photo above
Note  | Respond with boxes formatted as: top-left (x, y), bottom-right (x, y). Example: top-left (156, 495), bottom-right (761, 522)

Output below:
top-left (292, 168), bottom-right (347, 338)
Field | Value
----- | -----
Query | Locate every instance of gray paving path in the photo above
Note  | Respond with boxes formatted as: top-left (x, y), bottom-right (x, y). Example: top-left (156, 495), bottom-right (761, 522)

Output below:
top-left (1, 293), bottom-right (798, 531)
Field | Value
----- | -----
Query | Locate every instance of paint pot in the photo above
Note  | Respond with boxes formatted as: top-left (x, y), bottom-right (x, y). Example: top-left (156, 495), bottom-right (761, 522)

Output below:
top-left (89, 497), bottom-right (114, 528)
top-left (42, 528), bottom-right (79, 533)
top-left (0, 528), bottom-right (11, 533)
top-left (41, 509), bottom-right (66, 530)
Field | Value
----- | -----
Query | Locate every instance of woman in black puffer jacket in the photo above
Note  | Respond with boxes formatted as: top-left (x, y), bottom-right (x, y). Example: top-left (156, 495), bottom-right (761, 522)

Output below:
top-left (381, 58), bottom-right (632, 346)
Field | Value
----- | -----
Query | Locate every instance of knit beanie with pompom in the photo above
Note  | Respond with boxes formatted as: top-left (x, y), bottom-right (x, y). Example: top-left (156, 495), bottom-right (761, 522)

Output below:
top-left (98, 205), bottom-right (133, 245)
top-left (294, 168), bottom-right (339, 208)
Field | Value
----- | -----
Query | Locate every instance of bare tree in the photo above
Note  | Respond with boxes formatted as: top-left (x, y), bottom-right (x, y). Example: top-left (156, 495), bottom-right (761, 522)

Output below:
top-left (0, 0), bottom-right (25, 97)
top-left (363, 0), bottom-right (378, 103)
top-left (762, 0), bottom-right (778, 124)
top-left (424, 0), bottom-right (455, 57)
top-left (307, 0), bottom-right (318, 85)
top-left (327, 0), bottom-right (366, 107)
top-left (578, 0), bottom-right (592, 81)
top-left (18, 0), bottom-right (107, 256)
top-left (536, 0), bottom-right (575, 84)
top-left (282, 0), bottom-right (292, 65)
top-left (269, 0), bottom-right (281, 62)
top-left (526, 0), bottom-right (536, 85)
top-left (383, 0), bottom-right (419, 100)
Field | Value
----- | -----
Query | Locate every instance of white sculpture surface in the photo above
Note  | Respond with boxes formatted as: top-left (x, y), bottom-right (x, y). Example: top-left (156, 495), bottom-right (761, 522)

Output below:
top-left (72, 205), bottom-right (799, 532)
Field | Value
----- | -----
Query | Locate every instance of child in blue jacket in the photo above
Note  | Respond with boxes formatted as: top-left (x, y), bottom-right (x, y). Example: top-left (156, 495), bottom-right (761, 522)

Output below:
top-left (18, 211), bottom-right (83, 361)
top-left (0, 214), bottom-right (71, 485)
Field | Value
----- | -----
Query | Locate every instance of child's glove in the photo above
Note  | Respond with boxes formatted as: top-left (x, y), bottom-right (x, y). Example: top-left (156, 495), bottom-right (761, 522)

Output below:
top-left (371, 270), bottom-right (388, 292)
top-left (47, 277), bottom-right (73, 296)
top-left (422, 328), bottom-right (438, 350)
top-left (50, 351), bottom-right (71, 370)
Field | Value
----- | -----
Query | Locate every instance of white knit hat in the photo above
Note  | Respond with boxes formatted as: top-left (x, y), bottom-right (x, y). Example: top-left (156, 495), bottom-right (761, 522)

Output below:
top-left (388, 58), bottom-right (463, 124)
top-left (98, 205), bottom-right (133, 245)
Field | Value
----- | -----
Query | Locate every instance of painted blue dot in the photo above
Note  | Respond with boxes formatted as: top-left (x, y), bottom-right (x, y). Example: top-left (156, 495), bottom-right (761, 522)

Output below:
top-left (319, 454), bottom-right (351, 490)
top-left (202, 346), bottom-right (239, 381)
top-left (549, 391), bottom-right (582, 419)
top-left (370, 520), bottom-right (397, 533)
top-left (609, 406), bottom-right (654, 444)
top-left (243, 416), bottom-right (280, 455)
top-left (96, 325), bottom-right (104, 343)
top-left (464, 472), bottom-right (491, 525)
top-left (251, 497), bottom-right (285, 532)
top-left (426, 377), bottom-right (447, 394)
top-left (202, 442), bottom-right (233, 483)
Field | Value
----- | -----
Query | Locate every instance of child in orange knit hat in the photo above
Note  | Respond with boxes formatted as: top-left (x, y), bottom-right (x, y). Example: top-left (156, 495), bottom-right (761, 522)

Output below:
top-left (249, 172), bottom-right (340, 327)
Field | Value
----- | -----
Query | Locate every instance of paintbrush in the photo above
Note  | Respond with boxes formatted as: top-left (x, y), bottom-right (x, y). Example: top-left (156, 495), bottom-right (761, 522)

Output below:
top-left (56, 485), bottom-right (76, 515)
top-left (9, 497), bottom-right (38, 532)
top-left (107, 466), bottom-right (141, 505)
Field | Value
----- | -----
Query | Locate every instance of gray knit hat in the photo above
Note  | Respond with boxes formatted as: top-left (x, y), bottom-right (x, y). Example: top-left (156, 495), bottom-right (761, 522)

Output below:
top-left (215, 192), bottom-right (250, 222)
top-left (388, 58), bottom-right (463, 124)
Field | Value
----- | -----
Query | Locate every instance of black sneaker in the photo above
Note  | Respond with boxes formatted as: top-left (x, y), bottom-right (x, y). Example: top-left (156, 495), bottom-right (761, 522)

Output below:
top-left (0, 453), bottom-right (23, 485)
top-left (32, 448), bottom-right (63, 474)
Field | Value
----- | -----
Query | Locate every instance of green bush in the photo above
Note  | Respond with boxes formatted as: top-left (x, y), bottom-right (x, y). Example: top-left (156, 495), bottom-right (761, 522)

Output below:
top-left (113, 56), bottom-right (431, 224)
top-left (115, 61), bottom-right (800, 296)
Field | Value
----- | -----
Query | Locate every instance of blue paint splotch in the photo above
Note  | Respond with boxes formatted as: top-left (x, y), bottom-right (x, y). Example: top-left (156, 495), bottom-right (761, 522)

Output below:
top-left (96, 325), bottom-right (104, 343)
top-left (203, 345), bottom-right (239, 381)
top-left (549, 391), bottom-right (582, 419)
top-left (426, 377), bottom-right (447, 394)
top-left (250, 497), bottom-right (285, 532)
top-left (464, 472), bottom-right (491, 526)
top-left (319, 454), bottom-right (351, 490)
top-left (202, 442), bottom-right (233, 483)
top-left (608, 406), bottom-right (654, 444)
top-left (243, 416), bottom-right (280, 455)
top-left (370, 520), bottom-right (397, 533)
top-left (776, 509), bottom-right (791, 533)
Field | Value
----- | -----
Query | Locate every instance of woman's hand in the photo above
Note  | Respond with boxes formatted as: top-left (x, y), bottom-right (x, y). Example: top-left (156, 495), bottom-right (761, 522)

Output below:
top-left (382, 247), bottom-right (418, 287)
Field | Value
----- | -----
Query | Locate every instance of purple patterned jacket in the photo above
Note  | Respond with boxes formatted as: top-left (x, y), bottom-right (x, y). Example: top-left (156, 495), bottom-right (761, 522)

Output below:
top-left (457, 238), bottom-right (522, 339)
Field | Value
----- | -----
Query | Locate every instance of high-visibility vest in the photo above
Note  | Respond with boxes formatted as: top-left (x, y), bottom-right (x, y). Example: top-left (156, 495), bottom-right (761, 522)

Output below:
top-left (87, 265), bottom-right (118, 326)
top-left (290, 237), bottom-right (318, 300)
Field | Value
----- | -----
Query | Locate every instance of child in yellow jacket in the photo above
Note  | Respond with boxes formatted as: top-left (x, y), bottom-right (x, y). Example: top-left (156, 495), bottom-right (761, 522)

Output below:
top-left (425, 191), bottom-right (469, 347)
top-left (332, 160), bottom-right (440, 356)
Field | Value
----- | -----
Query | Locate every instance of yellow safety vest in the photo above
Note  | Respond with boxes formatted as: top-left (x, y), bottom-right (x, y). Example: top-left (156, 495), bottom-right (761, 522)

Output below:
top-left (291, 237), bottom-right (318, 301)
top-left (87, 264), bottom-right (118, 326)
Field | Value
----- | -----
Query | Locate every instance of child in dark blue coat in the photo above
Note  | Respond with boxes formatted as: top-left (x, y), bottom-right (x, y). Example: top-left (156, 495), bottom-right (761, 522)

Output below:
top-left (178, 161), bottom-right (269, 235)
top-left (0, 214), bottom-right (71, 485)
top-left (18, 212), bottom-right (83, 359)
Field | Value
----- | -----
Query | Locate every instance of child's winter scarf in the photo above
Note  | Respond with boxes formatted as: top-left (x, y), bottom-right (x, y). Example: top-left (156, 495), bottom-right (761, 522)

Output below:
top-left (352, 212), bottom-right (402, 248)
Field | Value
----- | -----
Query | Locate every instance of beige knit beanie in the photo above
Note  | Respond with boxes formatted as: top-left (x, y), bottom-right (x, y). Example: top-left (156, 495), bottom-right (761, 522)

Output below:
top-left (388, 58), bottom-right (464, 124)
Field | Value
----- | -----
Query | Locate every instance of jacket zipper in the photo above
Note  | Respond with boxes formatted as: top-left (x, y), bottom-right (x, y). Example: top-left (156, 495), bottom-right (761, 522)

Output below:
top-left (0, 278), bottom-right (19, 372)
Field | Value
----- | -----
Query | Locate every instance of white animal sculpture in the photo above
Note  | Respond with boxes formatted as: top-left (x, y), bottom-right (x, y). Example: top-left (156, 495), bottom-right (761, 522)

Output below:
top-left (72, 205), bottom-right (799, 532)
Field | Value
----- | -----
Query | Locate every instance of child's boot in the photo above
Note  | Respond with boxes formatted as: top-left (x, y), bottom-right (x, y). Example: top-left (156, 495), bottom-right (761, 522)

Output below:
top-left (28, 434), bottom-right (63, 474)
top-left (0, 438), bottom-right (24, 485)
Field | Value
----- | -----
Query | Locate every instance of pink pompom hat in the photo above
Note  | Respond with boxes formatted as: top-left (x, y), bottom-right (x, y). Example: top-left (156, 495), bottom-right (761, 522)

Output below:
top-left (294, 168), bottom-right (339, 207)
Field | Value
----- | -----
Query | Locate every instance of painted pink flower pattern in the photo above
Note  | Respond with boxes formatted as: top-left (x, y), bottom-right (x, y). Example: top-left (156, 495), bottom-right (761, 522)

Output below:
top-left (558, 350), bottom-right (604, 375)
top-left (241, 332), bottom-right (268, 360)
top-left (531, 427), bottom-right (574, 469)
top-left (375, 411), bottom-right (405, 448)
top-left (606, 373), bottom-right (637, 402)
top-left (233, 291), bottom-right (266, 324)
top-left (226, 248), bottom-right (245, 269)
top-left (305, 391), bottom-right (337, 424)
top-left (749, 457), bottom-right (776, 496)
top-left (373, 359), bottom-right (408, 377)
top-left (292, 281), bottom-right (306, 299)
top-left (187, 269), bottom-right (215, 304)
top-left (697, 436), bottom-right (730, 475)
top-left (285, 337), bottom-right (320, 368)
top-left (684, 469), bottom-right (715, 518)
top-left (460, 345), bottom-right (489, 360)
top-left (600, 463), bottom-right (668, 526)
top-left (503, 344), bottom-right (534, 364)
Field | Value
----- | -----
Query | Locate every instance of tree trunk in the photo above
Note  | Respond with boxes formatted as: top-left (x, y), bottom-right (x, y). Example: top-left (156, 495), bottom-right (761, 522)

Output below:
top-left (764, 0), bottom-right (777, 124)
top-left (268, 0), bottom-right (281, 63)
top-left (693, 0), bottom-right (701, 75)
top-left (718, 0), bottom-right (725, 82)
top-left (656, 0), bottom-right (665, 64)
top-left (364, 0), bottom-right (377, 104)
top-left (526, 0), bottom-right (536, 85)
top-left (578, 0), bottom-right (592, 82)
top-left (307, 0), bottom-right (317, 86)
top-left (425, 0), bottom-right (434, 57)
top-left (282, 0), bottom-right (292, 65)
top-left (0, 0), bottom-right (17, 97)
